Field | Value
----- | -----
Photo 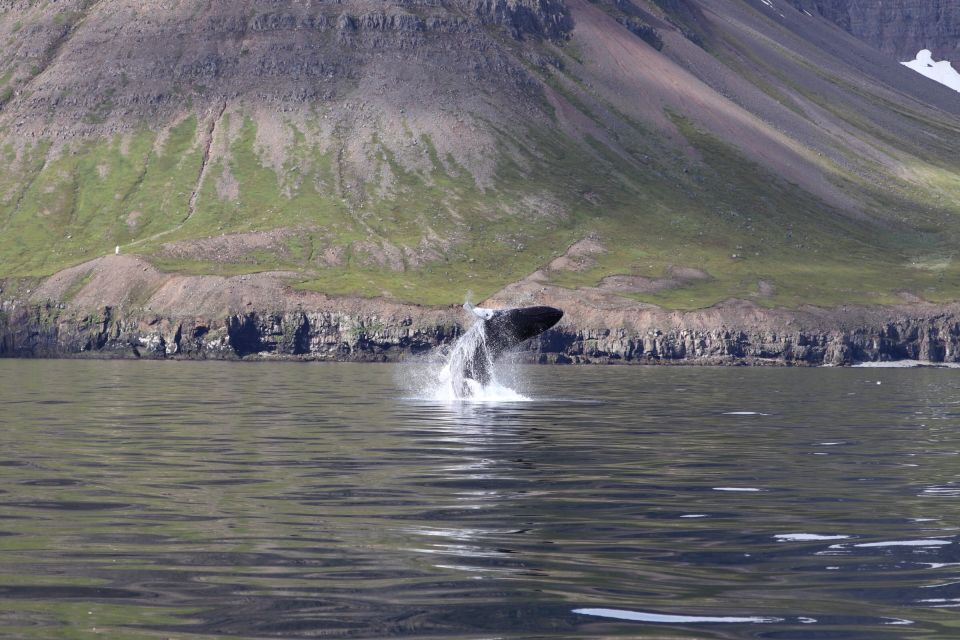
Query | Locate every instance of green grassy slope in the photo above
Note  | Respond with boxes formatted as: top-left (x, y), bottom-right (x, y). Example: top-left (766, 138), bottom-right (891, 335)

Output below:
top-left (4, 103), bottom-right (958, 309)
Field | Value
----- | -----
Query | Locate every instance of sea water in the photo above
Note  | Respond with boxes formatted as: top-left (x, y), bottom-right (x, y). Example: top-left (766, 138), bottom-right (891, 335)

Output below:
top-left (1, 361), bottom-right (960, 639)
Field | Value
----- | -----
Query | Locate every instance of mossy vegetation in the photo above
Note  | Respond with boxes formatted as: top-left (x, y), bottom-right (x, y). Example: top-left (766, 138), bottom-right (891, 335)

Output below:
top-left (0, 118), bottom-right (202, 277)
top-left (546, 111), bottom-right (960, 309)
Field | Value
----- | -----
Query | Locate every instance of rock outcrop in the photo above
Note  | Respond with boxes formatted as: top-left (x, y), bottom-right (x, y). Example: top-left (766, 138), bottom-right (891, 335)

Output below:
top-left (0, 302), bottom-right (456, 362)
top-left (466, 0), bottom-right (573, 39)
top-left (0, 0), bottom-right (571, 137)
top-left (794, 0), bottom-right (960, 66)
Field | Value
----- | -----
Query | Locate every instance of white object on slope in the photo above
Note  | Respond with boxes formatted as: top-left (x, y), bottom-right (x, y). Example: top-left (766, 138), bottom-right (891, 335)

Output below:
top-left (901, 50), bottom-right (960, 93)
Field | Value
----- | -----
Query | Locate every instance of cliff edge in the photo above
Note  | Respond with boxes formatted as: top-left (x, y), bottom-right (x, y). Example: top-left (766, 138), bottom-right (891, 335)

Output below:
top-left (2, 255), bottom-right (958, 365)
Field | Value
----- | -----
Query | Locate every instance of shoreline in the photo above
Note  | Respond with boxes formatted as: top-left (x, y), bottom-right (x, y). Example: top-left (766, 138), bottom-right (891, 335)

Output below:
top-left (3, 297), bottom-right (959, 367)
top-left (3, 255), bottom-right (959, 367)
top-left (1, 353), bottom-right (958, 369)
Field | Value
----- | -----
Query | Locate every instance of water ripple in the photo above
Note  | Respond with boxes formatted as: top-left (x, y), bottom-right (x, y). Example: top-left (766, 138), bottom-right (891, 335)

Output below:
top-left (1, 361), bottom-right (960, 638)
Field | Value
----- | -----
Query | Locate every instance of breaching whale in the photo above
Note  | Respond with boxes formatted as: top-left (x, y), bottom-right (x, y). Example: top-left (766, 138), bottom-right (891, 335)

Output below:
top-left (459, 302), bottom-right (563, 387)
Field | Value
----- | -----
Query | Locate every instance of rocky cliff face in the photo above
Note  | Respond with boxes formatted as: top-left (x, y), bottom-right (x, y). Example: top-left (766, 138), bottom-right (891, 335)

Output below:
top-left (4, 299), bottom-right (959, 366)
top-left (3, 259), bottom-right (959, 366)
top-left (0, 301), bottom-right (456, 361)
top-left (794, 0), bottom-right (960, 65)
top-left (0, 0), bottom-right (570, 134)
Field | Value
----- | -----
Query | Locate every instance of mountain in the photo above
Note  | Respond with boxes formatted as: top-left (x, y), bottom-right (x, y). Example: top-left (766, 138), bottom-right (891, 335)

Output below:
top-left (1, 0), bottom-right (960, 362)
top-left (794, 0), bottom-right (960, 66)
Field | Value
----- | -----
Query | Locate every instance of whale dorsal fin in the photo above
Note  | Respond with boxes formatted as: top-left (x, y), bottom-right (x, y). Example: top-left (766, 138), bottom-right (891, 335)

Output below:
top-left (463, 302), bottom-right (497, 320)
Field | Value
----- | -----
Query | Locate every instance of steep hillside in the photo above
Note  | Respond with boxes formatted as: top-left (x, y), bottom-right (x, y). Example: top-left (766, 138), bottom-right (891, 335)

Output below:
top-left (0, 0), bottom-right (959, 319)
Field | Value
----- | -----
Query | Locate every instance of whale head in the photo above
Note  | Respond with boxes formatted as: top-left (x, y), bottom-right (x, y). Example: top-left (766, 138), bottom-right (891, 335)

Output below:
top-left (453, 304), bottom-right (564, 392)
top-left (483, 305), bottom-right (563, 356)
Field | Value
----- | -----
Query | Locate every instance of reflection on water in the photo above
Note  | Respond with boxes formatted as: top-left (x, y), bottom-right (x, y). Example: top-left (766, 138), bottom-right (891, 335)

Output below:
top-left (573, 608), bottom-right (784, 623)
top-left (1, 361), bottom-right (960, 638)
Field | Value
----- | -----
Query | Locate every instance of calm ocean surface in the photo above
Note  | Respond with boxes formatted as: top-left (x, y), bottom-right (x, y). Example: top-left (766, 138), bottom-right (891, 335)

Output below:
top-left (1, 360), bottom-right (959, 639)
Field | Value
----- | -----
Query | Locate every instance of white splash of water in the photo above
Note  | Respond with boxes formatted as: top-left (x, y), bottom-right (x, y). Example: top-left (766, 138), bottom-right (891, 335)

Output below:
top-left (407, 307), bottom-right (530, 403)
top-left (443, 321), bottom-right (487, 392)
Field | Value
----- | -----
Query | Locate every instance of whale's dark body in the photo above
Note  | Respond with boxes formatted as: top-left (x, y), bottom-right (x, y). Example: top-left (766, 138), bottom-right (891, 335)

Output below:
top-left (461, 305), bottom-right (563, 386)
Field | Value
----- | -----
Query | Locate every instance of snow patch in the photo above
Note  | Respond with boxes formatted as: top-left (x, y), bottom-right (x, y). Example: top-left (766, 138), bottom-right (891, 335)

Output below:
top-left (901, 50), bottom-right (960, 94)
top-left (757, 0), bottom-right (785, 18)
